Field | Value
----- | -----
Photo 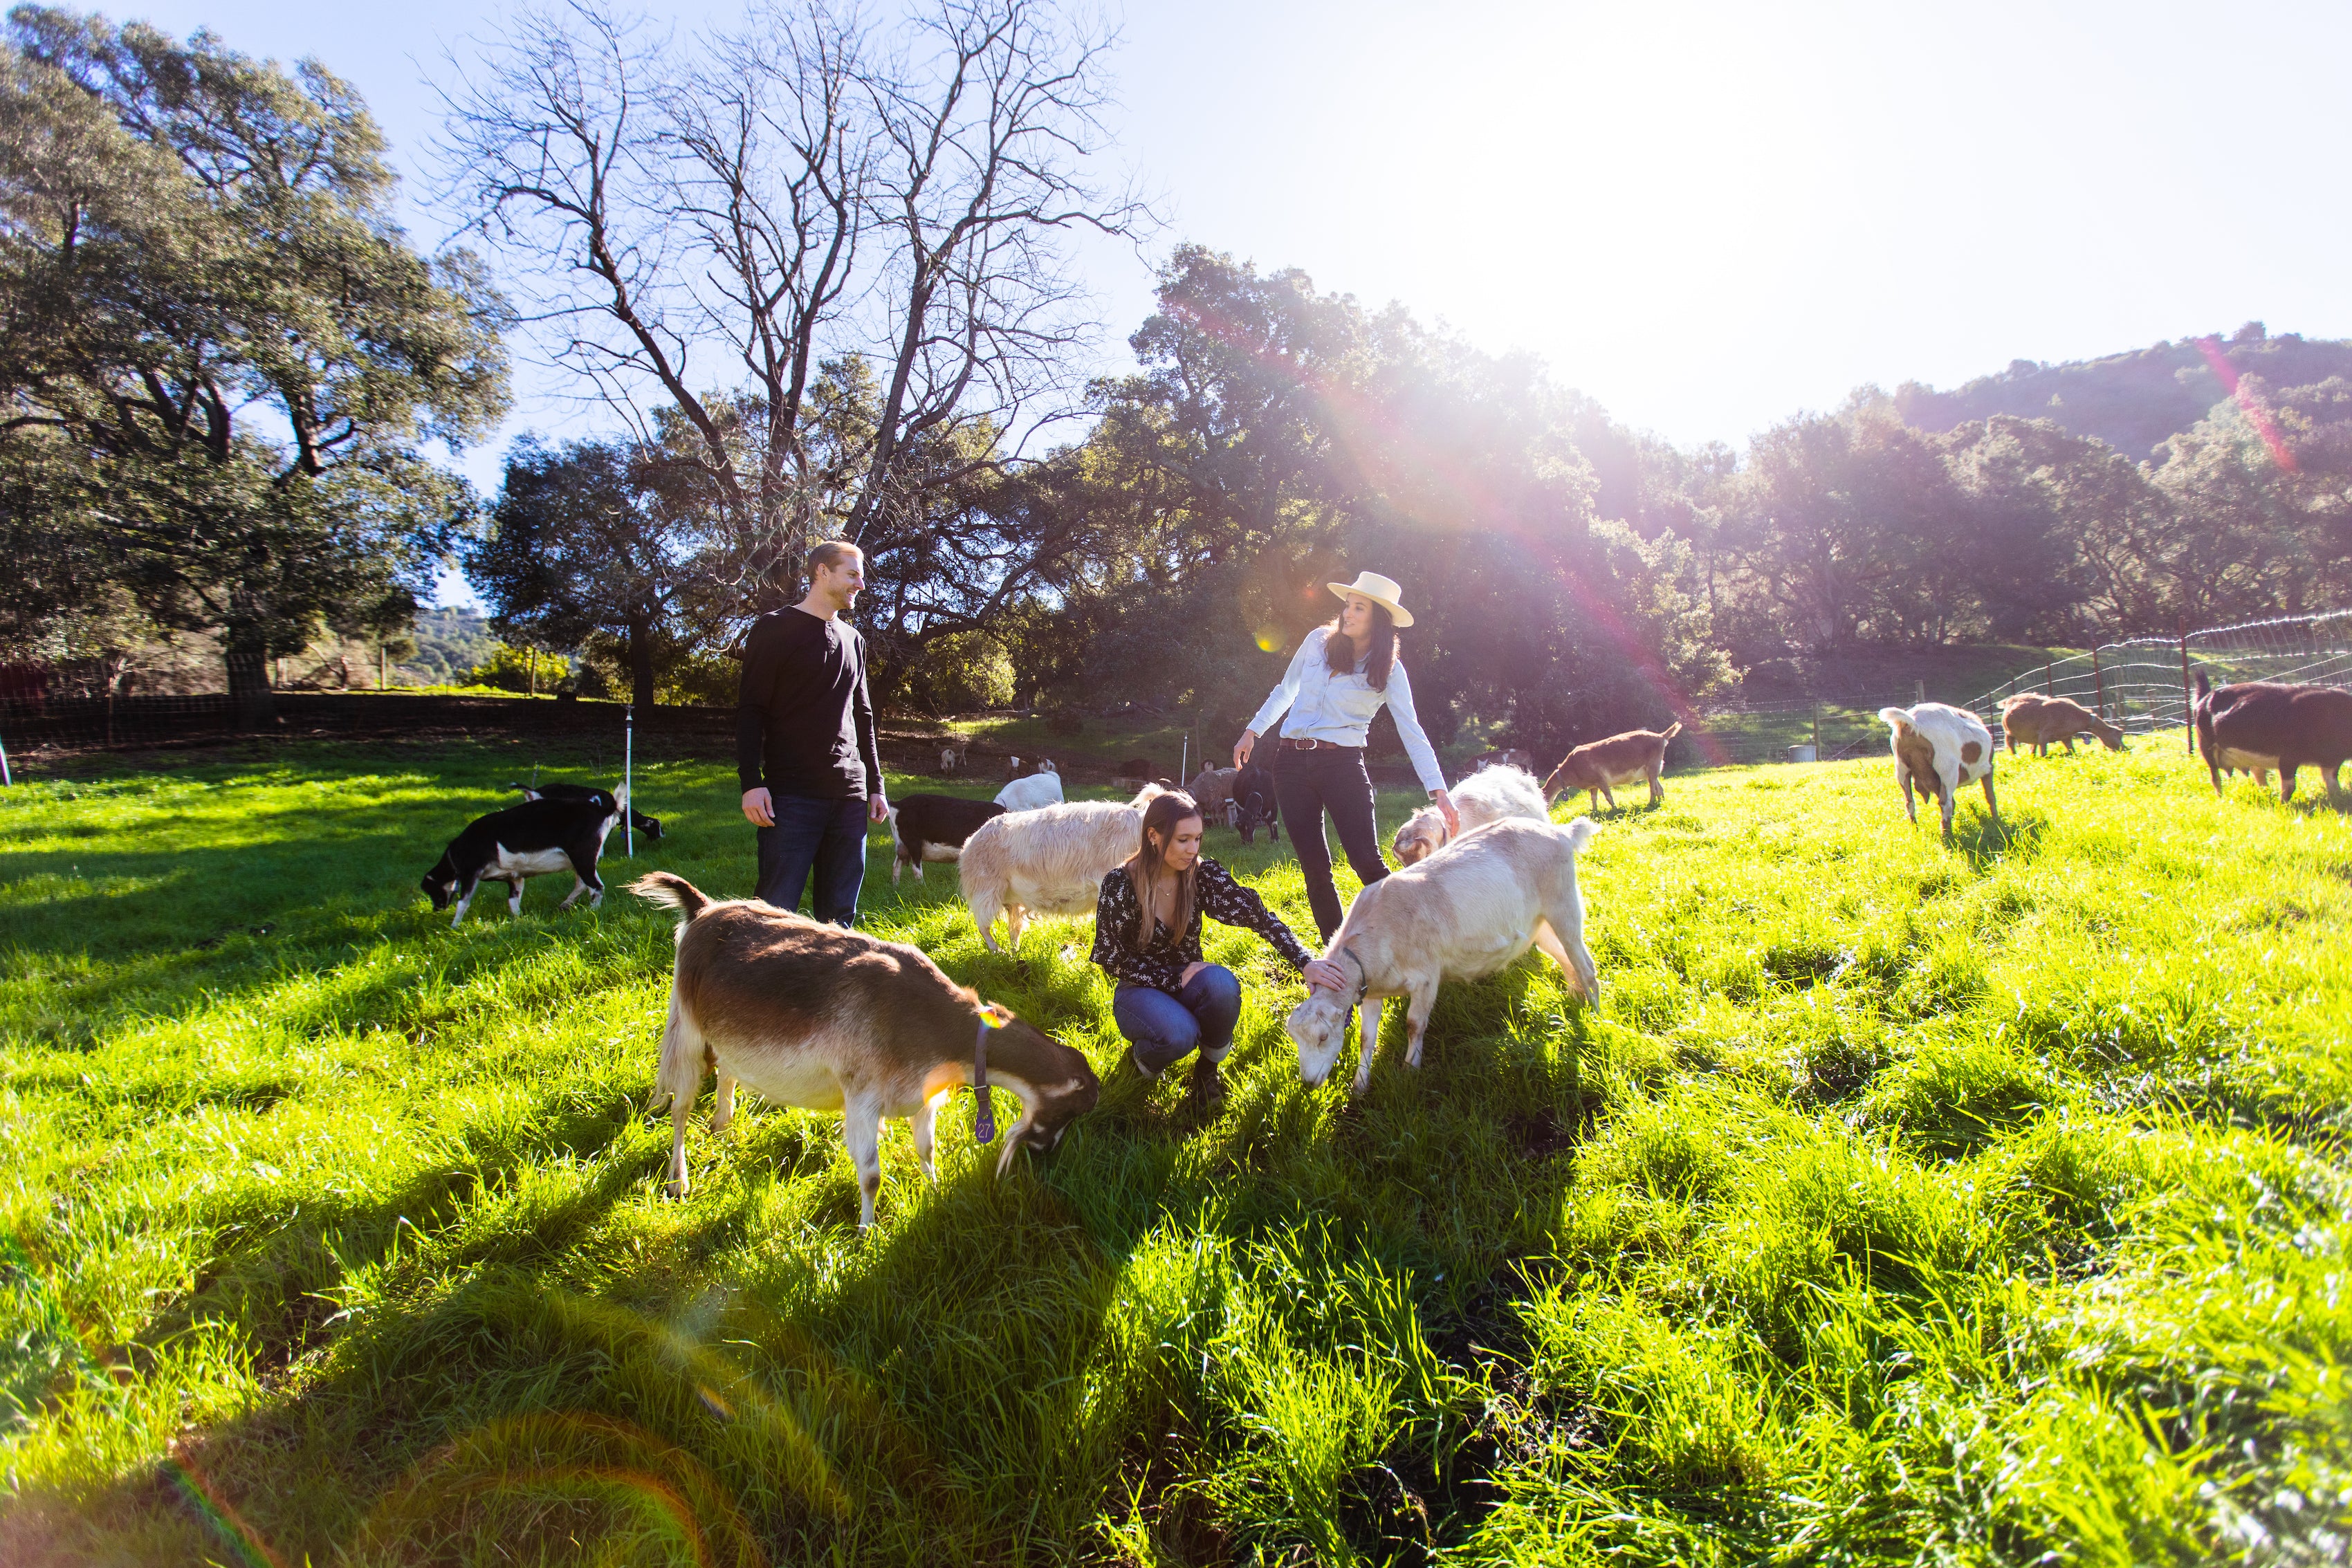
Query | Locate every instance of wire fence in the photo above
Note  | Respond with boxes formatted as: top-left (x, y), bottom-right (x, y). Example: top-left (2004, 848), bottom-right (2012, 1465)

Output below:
top-left (1960, 609), bottom-right (2352, 750)
top-left (3, 610), bottom-right (2346, 781)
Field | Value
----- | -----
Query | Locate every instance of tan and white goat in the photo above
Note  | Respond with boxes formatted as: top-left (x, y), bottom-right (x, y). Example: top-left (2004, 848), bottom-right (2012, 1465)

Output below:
top-left (1878, 702), bottom-right (2000, 840)
top-left (957, 783), bottom-right (1168, 953)
top-left (634, 873), bottom-right (1098, 1226)
top-left (1287, 817), bottom-right (1601, 1097)
top-left (1390, 764), bottom-right (1550, 866)
top-left (1541, 723), bottom-right (1682, 811)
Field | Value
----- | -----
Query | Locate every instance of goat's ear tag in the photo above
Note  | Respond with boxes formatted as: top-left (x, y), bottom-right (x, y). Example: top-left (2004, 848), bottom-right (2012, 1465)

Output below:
top-left (980, 1003), bottom-right (1014, 1028)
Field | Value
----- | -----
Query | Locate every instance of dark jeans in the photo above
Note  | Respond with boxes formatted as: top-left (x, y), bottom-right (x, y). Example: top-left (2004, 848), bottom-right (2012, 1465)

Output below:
top-left (1113, 965), bottom-right (1244, 1075)
top-left (755, 794), bottom-right (870, 925)
top-left (1274, 746), bottom-right (1389, 942)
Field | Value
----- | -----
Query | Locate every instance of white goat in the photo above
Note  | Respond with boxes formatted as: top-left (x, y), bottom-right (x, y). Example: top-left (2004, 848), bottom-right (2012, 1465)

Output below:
top-left (995, 759), bottom-right (1065, 812)
top-left (1390, 764), bottom-right (1549, 865)
top-left (1287, 817), bottom-right (1600, 1097)
top-left (959, 783), bottom-right (1166, 953)
top-left (1877, 703), bottom-right (2000, 840)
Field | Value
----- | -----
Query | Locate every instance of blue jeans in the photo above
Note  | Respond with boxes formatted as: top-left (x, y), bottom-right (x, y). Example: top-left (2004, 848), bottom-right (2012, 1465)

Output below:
top-left (755, 795), bottom-right (870, 925)
top-left (1113, 965), bottom-right (1244, 1075)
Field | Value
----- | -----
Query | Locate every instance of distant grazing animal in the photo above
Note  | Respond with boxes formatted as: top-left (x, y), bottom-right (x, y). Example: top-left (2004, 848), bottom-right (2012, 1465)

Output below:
top-left (957, 784), bottom-right (1169, 954)
top-left (886, 793), bottom-right (1007, 883)
top-left (1877, 703), bottom-right (1999, 840)
top-left (1471, 748), bottom-right (1535, 773)
top-left (633, 872), bottom-right (1098, 1226)
top-left (938, 742), bottom-right (966, 773)
top-left (2194, 671), bottom-right (2352, 808)
top-left (1232, 760), bottom-right (1281, 845)
top-left (1996, 694), bottom-right (2124, 755)
top-left (423, 785), bottom-right (633, 924)
top-left (1541, 722), bottom-right (1682, 811)
top-left (995, 759), bottom-right (1066, 812)
top-left (1187, 766), bottom-right (1239, 826)
top-left (1391, 764), bottom-right (1550, 866)
top-left (1287, 817), bottom-right (1601, 1097)
top-left (1115, 757), bottom-right (1158, 781)
top-left (511, 780), bottom-right (663, 840)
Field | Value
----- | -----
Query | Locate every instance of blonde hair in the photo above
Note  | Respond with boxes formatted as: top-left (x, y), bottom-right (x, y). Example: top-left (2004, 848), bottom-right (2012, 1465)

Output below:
top-left (807, 540), bottom-right (862, 581)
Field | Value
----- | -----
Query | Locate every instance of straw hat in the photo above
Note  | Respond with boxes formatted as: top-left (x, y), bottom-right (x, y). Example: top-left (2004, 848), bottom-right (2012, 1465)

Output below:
top-left (1327, 571), bottom-right (1415, 628)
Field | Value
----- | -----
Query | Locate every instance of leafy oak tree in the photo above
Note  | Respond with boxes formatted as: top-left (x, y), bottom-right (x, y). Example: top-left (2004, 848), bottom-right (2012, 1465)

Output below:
top-left (0, 6), bottom-right (506, 717)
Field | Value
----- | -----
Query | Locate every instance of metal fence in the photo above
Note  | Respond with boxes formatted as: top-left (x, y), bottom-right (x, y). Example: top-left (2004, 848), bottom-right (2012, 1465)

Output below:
top-left (1961, 609), bottom-right (2352, 750)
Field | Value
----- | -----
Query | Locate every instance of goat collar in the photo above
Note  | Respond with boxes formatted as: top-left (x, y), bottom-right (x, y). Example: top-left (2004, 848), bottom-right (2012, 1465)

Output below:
top-left (1331, 944), bottom-right (1369, 1008)
top-left (972, 1002), bottom-right (1013, 1143)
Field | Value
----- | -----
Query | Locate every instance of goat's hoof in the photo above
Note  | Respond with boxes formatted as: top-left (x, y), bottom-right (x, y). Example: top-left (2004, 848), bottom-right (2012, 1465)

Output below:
top-left (664, 1179), bottom-right (688, 1199)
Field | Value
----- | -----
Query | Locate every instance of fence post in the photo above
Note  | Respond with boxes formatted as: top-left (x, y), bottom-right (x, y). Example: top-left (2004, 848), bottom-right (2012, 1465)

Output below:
top-left (2043, 660), bottom-right (2053, 696)
top-left (2178, 621), bottom-right (2192, 754)
top-left (625, 703), bottom-right (634, 858)
top-left (1810, 702), bottom-right (1820, 756)
top-left (0, 728), bottom-right (10, 786)
top-left (1914, 680), bottom-right (1925, 704)
top-left (2092, 645), bottom-right (2104, 719)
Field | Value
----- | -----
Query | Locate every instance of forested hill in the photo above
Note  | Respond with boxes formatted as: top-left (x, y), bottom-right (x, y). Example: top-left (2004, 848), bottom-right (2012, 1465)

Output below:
top-left (1893, 329), bottom-right (2352, 460)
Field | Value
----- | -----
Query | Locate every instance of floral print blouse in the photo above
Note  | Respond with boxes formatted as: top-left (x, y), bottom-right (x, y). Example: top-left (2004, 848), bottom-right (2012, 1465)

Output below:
top-left (1090, 858), bottom-right (1314, 995)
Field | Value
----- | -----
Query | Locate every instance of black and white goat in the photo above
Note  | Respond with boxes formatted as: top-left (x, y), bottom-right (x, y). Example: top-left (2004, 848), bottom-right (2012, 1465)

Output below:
top-left (423, 784), bottom-right (634, 924)
top-left (510, 780), bottom-right (664, 840)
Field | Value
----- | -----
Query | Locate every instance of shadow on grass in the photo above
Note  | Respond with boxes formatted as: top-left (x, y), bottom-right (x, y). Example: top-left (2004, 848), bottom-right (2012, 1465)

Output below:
top-left (40, 958), bottom-right (1597, 1566)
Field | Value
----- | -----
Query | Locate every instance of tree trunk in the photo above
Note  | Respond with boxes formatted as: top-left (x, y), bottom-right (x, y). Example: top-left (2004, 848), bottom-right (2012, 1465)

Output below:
top-left (628, 613), bottom-right (655, 710)
top-left (225, 625), bottom-right (275, 728)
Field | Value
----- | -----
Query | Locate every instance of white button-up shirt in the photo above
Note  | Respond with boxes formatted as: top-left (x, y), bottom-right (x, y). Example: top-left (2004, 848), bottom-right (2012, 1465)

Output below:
top-left (1248, 627), bottom-right (1448, 794)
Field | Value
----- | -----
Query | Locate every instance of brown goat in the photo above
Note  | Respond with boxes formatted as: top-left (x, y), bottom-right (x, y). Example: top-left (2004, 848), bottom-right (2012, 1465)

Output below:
top-left (2194, 672), bottom-right (2352, 809)
top-left (634, 872), bottom-right (1099, 1224)
top-left (1997, 694), bottom-right (2124, 755)
top-left (1541, 723), bottom-right (1682, 810)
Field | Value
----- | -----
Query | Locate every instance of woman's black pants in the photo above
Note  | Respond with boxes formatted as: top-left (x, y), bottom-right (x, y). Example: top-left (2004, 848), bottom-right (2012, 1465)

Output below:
top-left (1273, 744), bottom-right (1390, 942)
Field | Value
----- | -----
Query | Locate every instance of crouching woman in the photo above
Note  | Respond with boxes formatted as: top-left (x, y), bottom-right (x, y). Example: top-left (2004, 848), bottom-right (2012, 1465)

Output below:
top-left (1092, 791), bottom-right (1347, 1109)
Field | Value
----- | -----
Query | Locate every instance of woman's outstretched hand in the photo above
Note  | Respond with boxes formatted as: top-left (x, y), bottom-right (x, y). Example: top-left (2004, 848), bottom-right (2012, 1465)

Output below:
top-left (1433, 788), bottom-right (1460, 836)
top-left (1233, 730), bottom-right (1258, 769)
top-left (1303, 958), bottom-right (1348, 993)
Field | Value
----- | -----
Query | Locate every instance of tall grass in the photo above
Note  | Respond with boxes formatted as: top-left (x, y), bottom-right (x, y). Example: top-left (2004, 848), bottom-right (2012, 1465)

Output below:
top-left (1, 739), bottom-right (2346, 1565)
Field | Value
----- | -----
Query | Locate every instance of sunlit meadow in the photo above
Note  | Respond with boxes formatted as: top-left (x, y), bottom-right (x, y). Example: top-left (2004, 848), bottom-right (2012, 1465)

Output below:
top-left (1, 739), bottom-right (2346, 1565)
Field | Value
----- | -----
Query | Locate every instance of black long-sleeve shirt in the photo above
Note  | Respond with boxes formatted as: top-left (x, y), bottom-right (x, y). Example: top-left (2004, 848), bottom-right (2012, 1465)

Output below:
top-left (1090, 858), bottom-right (1314, 995)
top-left (735, 607), bottom-right (884, 800)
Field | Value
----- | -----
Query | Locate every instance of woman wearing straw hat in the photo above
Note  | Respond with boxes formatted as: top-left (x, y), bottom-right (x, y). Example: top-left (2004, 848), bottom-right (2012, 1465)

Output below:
top-left (1234, 571), bottom-right (1457, 943)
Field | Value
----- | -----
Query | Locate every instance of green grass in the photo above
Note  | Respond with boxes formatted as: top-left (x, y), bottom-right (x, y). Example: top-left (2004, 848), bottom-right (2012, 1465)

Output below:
top-left (1, 740), bottom-right (2348, 1565)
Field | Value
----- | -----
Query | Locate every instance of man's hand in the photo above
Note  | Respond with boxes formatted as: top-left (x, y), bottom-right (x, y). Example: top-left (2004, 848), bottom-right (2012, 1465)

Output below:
top-left (868, 794), bottom-right (890, 824)
top-left (1303, 957), bottom-right (1349, 993)
top-left (1233, 729), bottom-right (1258, 769)
top-left (742, 787), bottom-right (775, 827)
top-left (1433, 788), bottom-right (1459, 837)
top-left (1179, 960), bottom-right (1208, 988)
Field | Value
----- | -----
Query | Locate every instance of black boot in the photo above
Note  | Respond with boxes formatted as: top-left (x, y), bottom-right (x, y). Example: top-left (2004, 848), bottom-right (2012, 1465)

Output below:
top-left (1188, 1055), bottom-right (1227, 1114)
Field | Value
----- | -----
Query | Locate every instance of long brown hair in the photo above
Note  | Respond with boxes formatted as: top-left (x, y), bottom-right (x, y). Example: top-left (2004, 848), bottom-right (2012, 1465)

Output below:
top-left (1123, 791), bottom-right (1203, 948)
top-left (1324, 601), bottom-right (1397, 691)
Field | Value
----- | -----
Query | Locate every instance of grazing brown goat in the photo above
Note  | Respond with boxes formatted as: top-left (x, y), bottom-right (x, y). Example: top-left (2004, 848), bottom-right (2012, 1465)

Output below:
top-left (1541, 723), bottom-right (1682, 811)
top-left (634, 872), bottom-right (1098, 1225)
top-left (1997, 694), bottom-right (2125, 755)
top-left (2194, 672), bottom-right (2352, 809)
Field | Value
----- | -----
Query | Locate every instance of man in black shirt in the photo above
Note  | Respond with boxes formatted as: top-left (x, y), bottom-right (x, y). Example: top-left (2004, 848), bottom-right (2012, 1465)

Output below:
top-left (737, 541), bottom-right (889, 924)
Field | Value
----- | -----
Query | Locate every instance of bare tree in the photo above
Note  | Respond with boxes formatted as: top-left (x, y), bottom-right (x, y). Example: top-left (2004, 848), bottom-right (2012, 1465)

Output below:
top-left (435, 0), bottom-right (1143, 611)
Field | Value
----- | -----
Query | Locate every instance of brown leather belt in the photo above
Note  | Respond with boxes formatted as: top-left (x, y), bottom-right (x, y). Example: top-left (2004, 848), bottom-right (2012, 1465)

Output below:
top-left (1279, 737), bottom-right (1351, 751)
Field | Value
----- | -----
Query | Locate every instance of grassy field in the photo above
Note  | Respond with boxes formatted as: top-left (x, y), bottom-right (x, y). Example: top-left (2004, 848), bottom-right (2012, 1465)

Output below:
top-left (1, 740), bottom-right (2347, 1566)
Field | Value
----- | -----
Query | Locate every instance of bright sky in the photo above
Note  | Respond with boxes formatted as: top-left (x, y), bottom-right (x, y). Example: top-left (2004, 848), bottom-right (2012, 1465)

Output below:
top-left (104, 0), bottom-right (2352, 606)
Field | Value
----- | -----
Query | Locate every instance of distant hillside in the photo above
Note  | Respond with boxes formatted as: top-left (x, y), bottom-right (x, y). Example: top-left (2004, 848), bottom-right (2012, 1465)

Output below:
top-left (1893, 327), bottom-right (2352, 459)
top-left (405, 607), bottom-right (496, 684)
